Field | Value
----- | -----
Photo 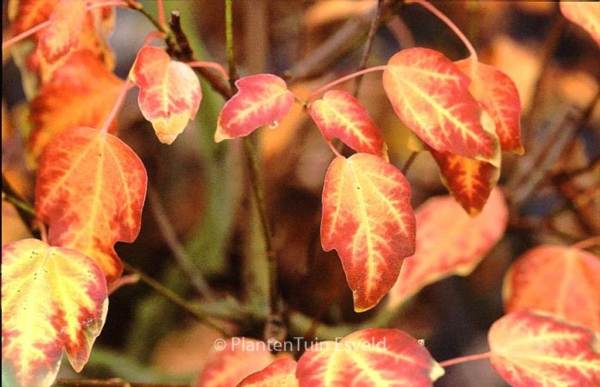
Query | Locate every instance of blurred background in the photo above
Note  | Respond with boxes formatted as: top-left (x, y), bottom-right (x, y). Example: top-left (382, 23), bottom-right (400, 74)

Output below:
top-left (2, 1), bottom-right (599, 385)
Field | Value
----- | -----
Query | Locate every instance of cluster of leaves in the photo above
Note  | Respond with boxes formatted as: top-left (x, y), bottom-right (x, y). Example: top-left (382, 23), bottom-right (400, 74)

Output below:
top-left (2, 0), bottom-right (599, 386)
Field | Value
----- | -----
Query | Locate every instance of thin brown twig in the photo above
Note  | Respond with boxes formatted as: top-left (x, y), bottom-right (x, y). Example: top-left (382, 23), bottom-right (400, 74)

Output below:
top-left (353, 0), bottom-right (385, 98)
top-left (121, 261), bottom-right (232, 337)
top-left (147, 186), bottom-right (219, 301)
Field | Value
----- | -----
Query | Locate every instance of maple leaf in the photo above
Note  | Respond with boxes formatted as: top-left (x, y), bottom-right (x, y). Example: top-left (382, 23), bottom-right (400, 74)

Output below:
top-left (489, 311), bottom-right (600, 386)
top-left (239, 357), bottom-right (298, 387)
top-left (382, 47), bottom-right (499, 164)
top-left (321, 153), bottom-right (415, 312)
top-left (503, 245), bottom-right (600, 332)
top-left (214, 74), bottom-right (295, 142)
top-left (430, 150), bottom-right (500, 216)
top-left (36, 0), bottom-right (86, 64)
top-left (28, 50), bottom-right (123, 161)
top-left (2, 238), bottom-right (108, 387)
top-left (130, 46), bottom-right (202, 145)
top-left (196, 338), bottom-right (275, 387)
top-left (455, 59), bottom-right (523, 154)
top-left (309, 90), bottom-right (388, 159)
top-left (35, 127), bottom-right (148, 284)
top-left (296, 328), bottom-right (444, 386)
top-left (386, 188), bottom-right (508, 310)
top-left (560, 2), bottom-right (600, 48)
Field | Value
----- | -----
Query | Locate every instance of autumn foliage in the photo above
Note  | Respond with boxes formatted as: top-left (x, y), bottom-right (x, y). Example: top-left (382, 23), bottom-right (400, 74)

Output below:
top-left (2, 1), bottom-right (599, 386)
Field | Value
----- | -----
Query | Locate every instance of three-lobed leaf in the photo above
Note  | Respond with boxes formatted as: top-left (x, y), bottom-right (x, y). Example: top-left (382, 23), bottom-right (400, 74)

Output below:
top-left (296, 328), bottom-right (444, 386)
top-left (382, 47), bottom-right (499, 164)
top-left (321, 153), bottom-right (415, 312)
top-left (214, 74), bottom-right (295, 142)
top-left (503, 245), bottom-right (600, 332)
top-left (309, 90), bottom-right (387, 159)
top-left (35, 127), bottom-right (147, 284)
top-left (489, 311), bottom-right (600, 386)
top-left (2, 238), bottom-right (108, 387)
top-left (130, 46), bottom-right (202, 144)
top-left (387, 188), bottom-right (508, 310)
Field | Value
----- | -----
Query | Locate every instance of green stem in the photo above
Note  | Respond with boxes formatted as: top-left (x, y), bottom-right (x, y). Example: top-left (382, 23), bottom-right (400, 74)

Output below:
top-left (225, 0), bottom-right (238, 88)
top-left (402, 151), bottom-right (419, 175)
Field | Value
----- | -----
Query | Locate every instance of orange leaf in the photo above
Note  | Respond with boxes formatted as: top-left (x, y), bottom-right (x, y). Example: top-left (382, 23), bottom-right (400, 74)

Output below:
top-left (196, 338), bottom-right (275, 387)
top-left (455, 59), bottom-right (523, 154)
top-left (239, 357), bottom-right (298, 387)
top-left (130, 46), bottom-right (202, 144)
top-left (560, 2), bottom-right (600, 47)
top-left (430, 150), bottom-right (500, 216)
top-left (35, 127), bottom-right (148, 284)
top-left (36, 0), bottom-right (86, 64)
top-left (9, 0), bottom-right (56, 38)
top-left (387, 188), bottom-right (507, 310)
top-left (503, 245), bottom-right (600, 332)
top-left (309, 90), bottom-right (387, 159)
top-left (489, 311), bottom-right (600, 386)
top-left (321, 153), bottom-right (415, 312)
top-left (382, 47), bottom-right (498, 164)
top-left (214, 74), bottom-right (295, 142)
top-left (28, 50), bottom-right (123, 161)
top-left (2, 238), bottom-right (108, 387)
top-left (296, 328), bottom-right (444, 386)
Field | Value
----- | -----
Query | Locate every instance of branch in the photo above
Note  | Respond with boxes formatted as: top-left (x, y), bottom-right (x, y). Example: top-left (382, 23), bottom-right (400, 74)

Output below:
top-left (147, 186), bottom-right (219, 301)
top-left (121, 261), bottom-right (232, 337)
top-left (353, 0), bottom-right (385, 97)
top-left (2, 172), bottom-right (38, 236)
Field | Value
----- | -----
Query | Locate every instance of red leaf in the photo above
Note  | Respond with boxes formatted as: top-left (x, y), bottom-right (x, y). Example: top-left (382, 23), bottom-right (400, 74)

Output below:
top-left (2, 238), bottom-right (108, 387)
top-left (503, 245), bottom-right (600, 332)
top-left (36, 0), bottom-right (86, 64)
top-left (214, 74), bottom-right (295, 142)
top-left (321, 153), bottom-right (415, 312)
top-left (130, 46), bottom-right (202, 144)
top-left (309, 90), bottom-right (387, 158)
top-left (430, 150), bottom-right (500, 216)
top-left (455, 59), bottom-right (523, 154)
top-left (489, 311), bottom-right (600, 386)
top-left (387, 188), bottom-right (508, 310)
top-left (29, 50), bottom-right (123, 160)
top-left (560, 2), bottom-right (600, 47)
top-left (296, 328), bottom-right (444, 386)
top-left (196, 338), bottom-right (275, 387)
top-left (239, 357), bottom-right (298, 387)
top-left (382, 47), bottom-right (498, 164)
top-left (35, 127), bottom-right (148, 284)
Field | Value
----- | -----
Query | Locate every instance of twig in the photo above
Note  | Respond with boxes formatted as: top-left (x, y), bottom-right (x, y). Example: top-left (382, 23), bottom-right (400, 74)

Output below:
top-left (401, 151), bottom-right (419, 175)
top-left (287, 0), bottom-right (405, 82)
top-left (167, 11), bottom-right (233, 99)
top-left (522, 13), bottom-right (567, 147)
top-left (147, 186), bottom-right (219, 301)
top-left (507, 104), bottom-right (581, 207)
top-left (121, 261), bottom-right (232, 337)
top-left (353, 0), bottom-right (385, 98)
top-left (224, 0), bottom-right (284, 344)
